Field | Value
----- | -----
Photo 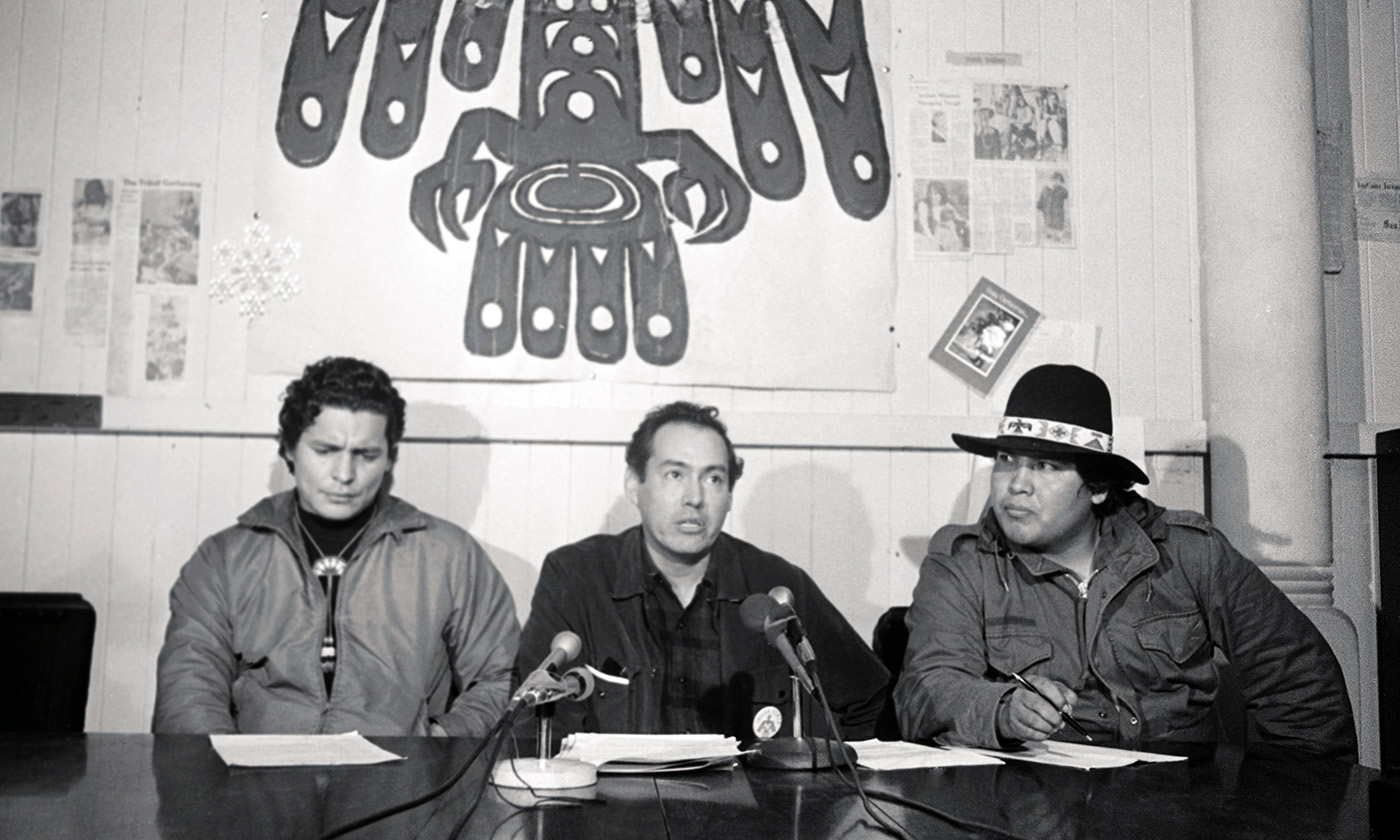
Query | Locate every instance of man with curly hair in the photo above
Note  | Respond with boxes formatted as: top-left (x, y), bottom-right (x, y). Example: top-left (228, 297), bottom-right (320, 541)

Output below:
top-left (153, 357), bottom-right (519, 736)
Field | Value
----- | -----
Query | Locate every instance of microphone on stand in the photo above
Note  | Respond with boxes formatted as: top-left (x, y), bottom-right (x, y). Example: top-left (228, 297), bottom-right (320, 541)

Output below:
top-left (739, 588), bottom-right (857, 771)
top-left (492, 631), bottom-right (599, 791)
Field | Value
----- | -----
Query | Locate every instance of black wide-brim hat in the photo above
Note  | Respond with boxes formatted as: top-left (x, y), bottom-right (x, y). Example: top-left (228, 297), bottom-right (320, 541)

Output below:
top-left (951, 364), bottom-right (1150, 486)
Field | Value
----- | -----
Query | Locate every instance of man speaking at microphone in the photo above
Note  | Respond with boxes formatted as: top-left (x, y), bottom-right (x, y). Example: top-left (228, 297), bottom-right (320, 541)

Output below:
top-left (516, 402), bottom-right (887, 740)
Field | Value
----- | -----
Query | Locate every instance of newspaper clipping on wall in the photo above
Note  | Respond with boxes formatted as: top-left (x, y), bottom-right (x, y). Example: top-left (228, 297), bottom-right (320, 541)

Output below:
top-left (904, 80), bottom-right (1073, 259)
top-left (103, 177), bottom-right (203, 396)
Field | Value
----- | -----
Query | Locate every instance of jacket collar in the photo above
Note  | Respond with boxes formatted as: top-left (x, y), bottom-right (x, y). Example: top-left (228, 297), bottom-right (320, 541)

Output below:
top-left (609, 526), bottom-right (748, 602)
top-left (238, 489), bottom-right (429, 549)
top-left (976, 491), bottom-right (1163, 580)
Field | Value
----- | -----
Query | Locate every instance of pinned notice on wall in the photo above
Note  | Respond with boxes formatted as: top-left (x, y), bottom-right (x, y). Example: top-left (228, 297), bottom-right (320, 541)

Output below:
top-left (1354, 174), bottom-right (1400, 243)
top-left (930, 277), bottom-right (1040, 394)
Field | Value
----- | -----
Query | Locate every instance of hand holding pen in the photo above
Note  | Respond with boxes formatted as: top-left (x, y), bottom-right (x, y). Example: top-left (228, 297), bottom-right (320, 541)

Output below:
top-left (998, 672), bottom-right (1093, 743)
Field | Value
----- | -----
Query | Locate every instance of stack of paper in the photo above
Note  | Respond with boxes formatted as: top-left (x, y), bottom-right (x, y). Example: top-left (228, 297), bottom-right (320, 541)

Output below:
top-left (209, 732), bottom-right (405, 767)
top-left (554, 733), bottom-right (745, 773)
top-left (847, 740), bottom-right (1004, 770)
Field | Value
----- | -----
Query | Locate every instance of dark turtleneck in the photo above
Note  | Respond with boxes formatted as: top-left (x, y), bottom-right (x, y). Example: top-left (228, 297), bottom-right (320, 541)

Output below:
top-left (295, 494), bottom-right (377, 564)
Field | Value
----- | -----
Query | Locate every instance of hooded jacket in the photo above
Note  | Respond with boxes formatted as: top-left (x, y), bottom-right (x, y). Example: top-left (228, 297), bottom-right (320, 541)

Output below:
top-left (894, 493), bottom-right (1355, 759)
top-left (152, 491), bottom-right (519, 736)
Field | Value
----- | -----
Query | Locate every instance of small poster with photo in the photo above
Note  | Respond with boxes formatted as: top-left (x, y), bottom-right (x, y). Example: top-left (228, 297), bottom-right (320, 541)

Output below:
top-left (931, 277), bottom-right (1040, 393)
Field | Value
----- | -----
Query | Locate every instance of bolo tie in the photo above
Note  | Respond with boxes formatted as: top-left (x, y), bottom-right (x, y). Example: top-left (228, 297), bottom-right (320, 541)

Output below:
top-left (295, 507), bottom-right (373, 680)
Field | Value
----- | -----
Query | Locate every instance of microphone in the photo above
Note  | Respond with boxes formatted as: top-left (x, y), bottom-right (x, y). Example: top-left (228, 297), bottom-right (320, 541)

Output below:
top-left (510, 631), bottom-right (585, 709)
top-left (739, 587), bottom-right (856, 771)
top-left (769, 587), bottom-right (819, 675)
top-left (740, 591), bottom-right (816, 695)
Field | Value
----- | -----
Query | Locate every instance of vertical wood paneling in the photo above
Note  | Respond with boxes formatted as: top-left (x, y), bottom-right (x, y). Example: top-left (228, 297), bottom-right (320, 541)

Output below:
top-left (1002, 0), bottom-right (1049, 323)
top-left (196, 437), bottom-right (249, 539)
top-left (886, 451), bottom-right (934, 610)
top-left (1354, 0), bottom-right (1399, 175)
top-left (0, 0), bottom-right (62, 392)
top-left (1111, 1), bottom-right (1158, 418)
top-left (522, 443), bottom-right (574, 594)
top-left (70, 434), bottom-right (118, 733)
top-left (809, 449), bottom-right (864, 622)
top-left (601, 444), bottom-right (639, 535)
top-left (1148, 0), bottom-right (1197, 420)
top-left (395, 441), bottom-right (452, 520)
top-left (9, 0), bottom-right (61, 184)
top-left (565, 444), bottom-right (617, 544)
top-left (726, 446), bottom-right (770, 547)
top-left (142, 436), bottom-right (204, 727)
top-left (136, 0), bottom-right (185, 173)
top-left (0, 434), bottom-right (36, 591)
top-left (445, 441), bottom-right (491, 533)
top-left (39, 0), bottom-right (104, 395)
top-left (1075, 0), bottom-right (1120, 389)
top-left (1037, 1), bottom-right (1081, 324)
top-left (100, 435), bottom-right (161, 731)
top-left (846, 448), bottom-right (896, 639)
top-left (479, 443), bottom-right (535, 622)
top-left (201, 1), bottom-right (259, 402)
top-left (0, 1), bottom-right (1230, 734)
top-left (22, 434), bottom-right (76, 590)
top-left (741, 449), bottom-right (815, 573)
top-left (94, 0), bottom-right (144, 174)
top-left (0, 0), bottom-right (22, 184)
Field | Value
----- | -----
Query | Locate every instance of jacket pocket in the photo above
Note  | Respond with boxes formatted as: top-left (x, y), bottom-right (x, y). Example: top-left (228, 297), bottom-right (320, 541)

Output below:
top-left (986, 632), bottom-right (1053, 677)
top-left (1131, 611), bottom-right (1214, 692)
top-left (1134, 611), bottom-right (1210, 664)
top-left (588, 663), bottom-right (645, 732)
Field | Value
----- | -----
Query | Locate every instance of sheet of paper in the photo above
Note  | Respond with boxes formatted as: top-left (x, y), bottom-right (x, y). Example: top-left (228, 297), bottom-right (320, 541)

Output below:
top-left (555, 733), bottom-right (745, 772)
top-left (959, 741), bottom-right (1187, 770)
top-left (209, 732), bottom-right (406, 767)
top-left (848, 740), bottom-right (1004, 770)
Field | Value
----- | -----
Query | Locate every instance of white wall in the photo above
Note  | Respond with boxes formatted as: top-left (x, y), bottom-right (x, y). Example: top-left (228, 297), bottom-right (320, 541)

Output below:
top-left (4, 0), bottom-right (1215, 736)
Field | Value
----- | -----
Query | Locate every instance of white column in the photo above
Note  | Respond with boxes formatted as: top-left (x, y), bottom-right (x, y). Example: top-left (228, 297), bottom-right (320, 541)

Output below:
top-left (1194, 0), bottom-right (1334, 602)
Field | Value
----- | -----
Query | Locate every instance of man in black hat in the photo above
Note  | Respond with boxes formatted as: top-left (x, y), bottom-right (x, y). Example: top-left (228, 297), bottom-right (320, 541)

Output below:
top-left (894, 364), bottom-right (1356, 759)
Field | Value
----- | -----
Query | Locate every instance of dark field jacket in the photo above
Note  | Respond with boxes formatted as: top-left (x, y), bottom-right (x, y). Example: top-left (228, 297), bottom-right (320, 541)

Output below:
top-left (895, 494), bottom-right (1356, 760)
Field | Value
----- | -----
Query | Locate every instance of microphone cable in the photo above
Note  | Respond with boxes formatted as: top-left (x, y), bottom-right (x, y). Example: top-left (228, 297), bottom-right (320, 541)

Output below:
top-left (811, 672), bottom-right (1032, 840)
top-left (311, 703), bottom-right (525, 840)
top-left (808, 671), bottom-right (916, 840)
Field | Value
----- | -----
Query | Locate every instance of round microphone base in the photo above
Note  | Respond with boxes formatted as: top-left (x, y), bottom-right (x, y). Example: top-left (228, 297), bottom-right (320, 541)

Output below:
top-left (490, 757), bottom-right (598, 790)
top-left (743, 737), bottom-right (857, 771)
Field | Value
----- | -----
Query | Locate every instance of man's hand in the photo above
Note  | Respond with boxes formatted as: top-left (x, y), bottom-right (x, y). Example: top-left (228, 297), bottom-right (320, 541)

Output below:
top-left (429, 722), bottom-right (449, 738)
top-left (996, 675), bottom-right (1078, 743)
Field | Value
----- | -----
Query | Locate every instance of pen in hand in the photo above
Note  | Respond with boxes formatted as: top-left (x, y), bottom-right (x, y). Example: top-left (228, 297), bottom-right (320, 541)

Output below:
top-left (1009, 671), bottom-right (1093, 742)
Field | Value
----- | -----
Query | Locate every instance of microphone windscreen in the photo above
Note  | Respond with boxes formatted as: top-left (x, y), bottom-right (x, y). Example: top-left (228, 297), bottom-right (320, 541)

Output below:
top-left (740, 593), bottom-right (776, 632)
top-left (551, 630), bottom-right (583, 662)
top-left (562, 666), bottom-right (595, 702)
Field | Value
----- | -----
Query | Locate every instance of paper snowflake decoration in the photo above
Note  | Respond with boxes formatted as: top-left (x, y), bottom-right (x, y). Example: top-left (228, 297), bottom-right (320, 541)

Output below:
top-left (210, 219), bottom-right (301, 319)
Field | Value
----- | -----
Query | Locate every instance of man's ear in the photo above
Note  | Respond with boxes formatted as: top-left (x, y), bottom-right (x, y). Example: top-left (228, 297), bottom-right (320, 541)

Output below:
top-left (624, 467), bottom-right (641, 506)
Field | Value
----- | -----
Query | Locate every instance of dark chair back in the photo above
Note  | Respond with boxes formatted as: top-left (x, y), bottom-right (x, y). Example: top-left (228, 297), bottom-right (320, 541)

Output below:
top-left (0, 593), bottom-right (96, 732)
top-left (871, 606), bottom-right (909, 741)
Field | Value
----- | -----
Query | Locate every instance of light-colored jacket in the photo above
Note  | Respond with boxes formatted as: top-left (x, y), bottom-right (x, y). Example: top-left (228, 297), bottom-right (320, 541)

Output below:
top-left (894, 494), bottom-right (1356, 759)
top-left (152, 491), bottom-right (519, 736)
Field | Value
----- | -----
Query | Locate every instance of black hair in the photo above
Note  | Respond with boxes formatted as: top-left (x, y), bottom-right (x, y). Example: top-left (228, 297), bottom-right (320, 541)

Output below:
top-left (625, 401), bottom-right (745, 487)
top-left (277, 357), bottom-right (406, 473)
top-left (1075, 455), bottom-right (1135, 513)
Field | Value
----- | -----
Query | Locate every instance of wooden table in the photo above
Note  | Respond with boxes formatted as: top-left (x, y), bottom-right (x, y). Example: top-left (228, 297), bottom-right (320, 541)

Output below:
top-left (0, 734), bottom-right (1382, 839)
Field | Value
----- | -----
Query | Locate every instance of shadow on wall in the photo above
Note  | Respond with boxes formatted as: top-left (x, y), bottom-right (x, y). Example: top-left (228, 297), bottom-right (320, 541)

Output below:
top-left (602, 494), bottom-right (642, 537)
top-left (1204, 436), bottom-right (1291, 561)
top-left (262, 405), bottom-right (534, 625)
top-left (734, 463), bottom-right (881, 639)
